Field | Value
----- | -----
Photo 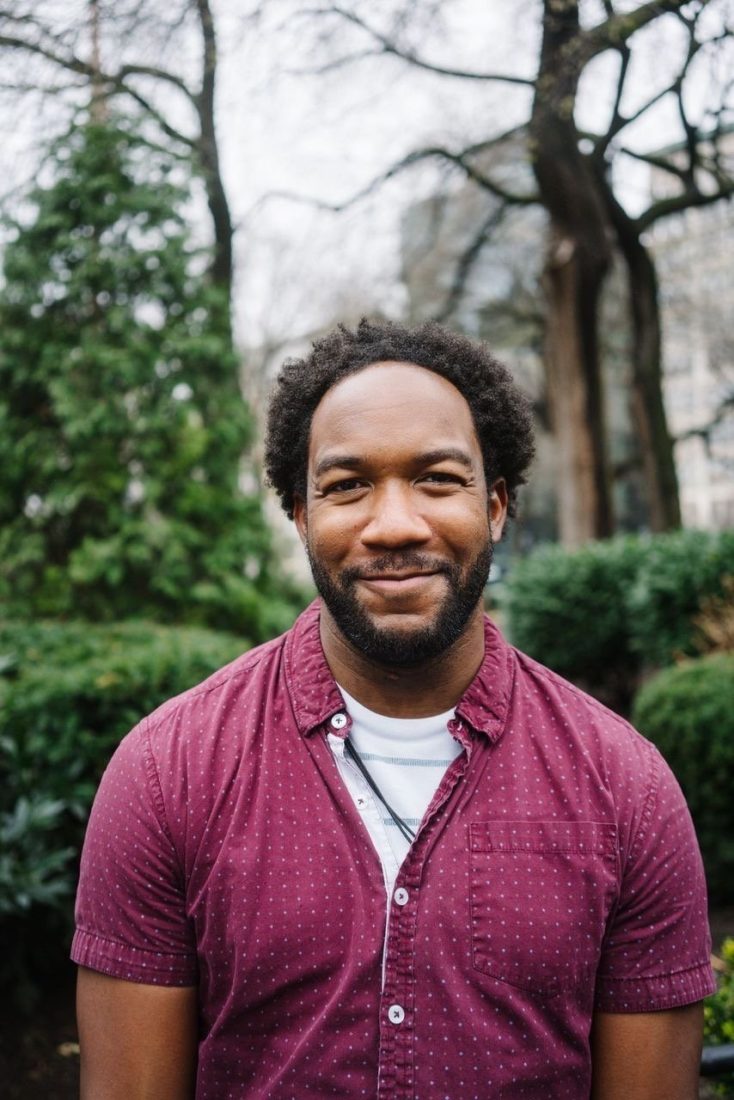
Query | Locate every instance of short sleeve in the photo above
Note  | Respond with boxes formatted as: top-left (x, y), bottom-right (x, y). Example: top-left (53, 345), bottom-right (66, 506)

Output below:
top-left (71, 721), bottom-right (198, 986)
top-left (594, 744), bottom-right (715, 1012)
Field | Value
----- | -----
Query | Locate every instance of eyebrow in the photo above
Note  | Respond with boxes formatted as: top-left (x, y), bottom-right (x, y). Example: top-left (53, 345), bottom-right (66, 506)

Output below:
top-left (313, 447), bottom-right (476, 479)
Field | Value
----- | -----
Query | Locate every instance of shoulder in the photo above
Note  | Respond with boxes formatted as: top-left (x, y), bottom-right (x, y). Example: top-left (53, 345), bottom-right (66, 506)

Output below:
top-left (145, 627), bottom-right (289, 740)
top-left (511, 643), bottom-right (657, 764)
top-left (506, 644), bottom-right (706, 900)
top-left (506, 642), bottom-right (673, 843)
top-left (100, 622), bottom-right (296, 807)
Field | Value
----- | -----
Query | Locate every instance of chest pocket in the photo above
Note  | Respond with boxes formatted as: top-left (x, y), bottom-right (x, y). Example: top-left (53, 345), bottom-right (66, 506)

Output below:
top-left (469, 820), bottom-right (618, 997)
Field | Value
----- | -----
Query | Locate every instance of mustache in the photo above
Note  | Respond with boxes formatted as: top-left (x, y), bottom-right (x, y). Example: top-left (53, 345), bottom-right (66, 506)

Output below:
top-left (341, 553), bottom-right (455, 583)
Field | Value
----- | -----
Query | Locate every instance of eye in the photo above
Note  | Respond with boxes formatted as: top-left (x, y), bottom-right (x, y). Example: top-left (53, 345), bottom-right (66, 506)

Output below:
top-left (420, 471), bottom-right (465, 485)
top-left (323, 478), bottom-right (366, 495)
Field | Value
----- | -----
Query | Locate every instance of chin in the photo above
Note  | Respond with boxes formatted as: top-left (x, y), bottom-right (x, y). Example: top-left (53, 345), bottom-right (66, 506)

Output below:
top-left (344, 618), bottom-right (459, 668)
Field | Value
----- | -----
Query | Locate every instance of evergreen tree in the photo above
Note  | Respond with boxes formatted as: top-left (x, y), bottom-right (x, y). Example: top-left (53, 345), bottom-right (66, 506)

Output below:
top-left (0, 117), bottom-right (292, 640)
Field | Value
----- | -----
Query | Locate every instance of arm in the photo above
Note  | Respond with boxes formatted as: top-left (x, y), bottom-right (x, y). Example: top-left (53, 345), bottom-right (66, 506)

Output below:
top-left (77, 967), bottom-right (198, 1100)
top-left (590, 1004), bottom-right (703, 1100)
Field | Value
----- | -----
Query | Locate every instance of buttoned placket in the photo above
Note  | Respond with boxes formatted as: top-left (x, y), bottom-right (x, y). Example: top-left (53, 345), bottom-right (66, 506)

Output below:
top-left (327, 717), bottom-right (400, 986)
top-left (376, 717), bottom-right (475, 1100)
top-left (319, 706), bottom-right (479, 1099)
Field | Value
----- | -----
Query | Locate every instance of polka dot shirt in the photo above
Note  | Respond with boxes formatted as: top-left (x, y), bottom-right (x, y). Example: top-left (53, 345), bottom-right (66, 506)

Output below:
top-left (72, 601), bottom-right (715, 1098)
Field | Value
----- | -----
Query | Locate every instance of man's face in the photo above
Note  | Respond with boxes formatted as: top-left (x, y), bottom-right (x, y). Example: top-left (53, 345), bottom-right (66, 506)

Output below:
top-left (294, 361), bottom-right (507, 667)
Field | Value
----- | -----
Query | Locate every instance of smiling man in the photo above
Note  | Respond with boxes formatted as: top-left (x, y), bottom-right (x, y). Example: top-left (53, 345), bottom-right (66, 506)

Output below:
top-left (74, 319), bottom-right (714, 1099)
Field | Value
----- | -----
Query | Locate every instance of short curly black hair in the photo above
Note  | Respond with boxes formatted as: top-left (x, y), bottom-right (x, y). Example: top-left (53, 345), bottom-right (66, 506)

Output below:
top-left (264, 317), bottom-right (535, 520)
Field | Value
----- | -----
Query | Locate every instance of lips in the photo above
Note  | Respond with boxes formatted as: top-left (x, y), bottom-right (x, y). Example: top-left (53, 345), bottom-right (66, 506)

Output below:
top-left (361, 571), bottom-right (437, 582)
top-left (356, 572), bottom-right (443, 595)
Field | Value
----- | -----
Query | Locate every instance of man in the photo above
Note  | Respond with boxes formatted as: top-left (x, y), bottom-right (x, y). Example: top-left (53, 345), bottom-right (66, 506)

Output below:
top-left (74, 319), bottom-right (714, 1099)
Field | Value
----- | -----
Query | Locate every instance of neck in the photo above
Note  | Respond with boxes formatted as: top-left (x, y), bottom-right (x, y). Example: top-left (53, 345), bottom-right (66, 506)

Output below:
top-left (319, 603), bottom-right (486, 718)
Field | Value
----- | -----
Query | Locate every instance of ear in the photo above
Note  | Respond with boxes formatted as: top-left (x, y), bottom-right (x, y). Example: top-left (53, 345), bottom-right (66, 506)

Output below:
top-left (293, 494), bottom-right (308, 546)
top-left (488, 478), bottom-right (508, 543)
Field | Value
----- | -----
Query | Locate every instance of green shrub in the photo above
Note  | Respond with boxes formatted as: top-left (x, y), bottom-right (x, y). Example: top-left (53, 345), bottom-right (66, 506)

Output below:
top-left (0, 796), bottom-right (75, 917)
top-left (0, 795), bottom-right (77, 1010)
top-left (704, 938), bottom-right (734, 1096)
top-left (632, 653), bottom-right (734, 904)
top-left (0, 117), bottom-right (304, 646)
top-left (503, 536), bottom-right (648, 711)
top-left (504, 530), bottom-right (734, 712)
top-left (0, 618), bottom-right (248, 1002)
top-left (628, 529), bottom-right (734, 667)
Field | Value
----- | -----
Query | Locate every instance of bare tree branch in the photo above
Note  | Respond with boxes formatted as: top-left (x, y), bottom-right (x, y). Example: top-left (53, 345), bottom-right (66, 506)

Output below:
top-left (579, 0), bottom-right (705, 63)
top-left (116, 63), bottom-right (197, 104)
top-left (617, 146), bottom-right (692, 180)
top-left (265, 141), bottom-right (538, 213)
top-left (607, 76), bottom-right (682, 136)
top-left (283, 47), bottom-right (384, 76)
top-left (672, 8), bottom-right (705, 185)
top-left (295, 5), bottom-right (534, 85)
top-left (0, 77), bottom-right (85, 95)
top-left (434, 202), bottom-right (507, 323)
top-left (115, 85), bottom-right (197, 149)
top-left (0, 30), bottom-right (199, 110)
top-left (675, 395), bottom-right (734, 444)
top-left (636, 175), bottom-right (734, 230)
top-left (593, 42), bottom-right (631, 157)
top-left (0, 31), bottom-right (92, 79)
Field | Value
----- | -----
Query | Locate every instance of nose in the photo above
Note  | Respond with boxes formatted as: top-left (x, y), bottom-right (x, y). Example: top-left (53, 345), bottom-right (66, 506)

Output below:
top-left (360, 482), bottom-right (432, 549)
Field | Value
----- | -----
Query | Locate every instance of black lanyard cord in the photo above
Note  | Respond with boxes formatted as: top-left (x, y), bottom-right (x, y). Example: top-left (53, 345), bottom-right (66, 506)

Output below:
top-left (343, 738), bottom-right (416, 844)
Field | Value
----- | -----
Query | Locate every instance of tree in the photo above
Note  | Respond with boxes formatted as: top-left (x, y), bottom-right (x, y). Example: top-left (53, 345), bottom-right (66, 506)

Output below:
top-left (0, 115), bottom-right (293, 640)
top-left (0, 0), bottom-right (236, 333)
top-left (291, 0), bottom-right (734, 545)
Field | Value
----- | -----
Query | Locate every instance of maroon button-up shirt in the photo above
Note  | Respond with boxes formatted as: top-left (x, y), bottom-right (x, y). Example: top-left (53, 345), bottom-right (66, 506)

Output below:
top-left (73, 601), bottom-right (714, 1099)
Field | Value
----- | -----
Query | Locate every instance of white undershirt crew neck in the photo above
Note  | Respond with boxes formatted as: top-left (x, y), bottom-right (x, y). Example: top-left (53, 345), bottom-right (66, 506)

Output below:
top-left (329, 685), bottom-right (462, 895)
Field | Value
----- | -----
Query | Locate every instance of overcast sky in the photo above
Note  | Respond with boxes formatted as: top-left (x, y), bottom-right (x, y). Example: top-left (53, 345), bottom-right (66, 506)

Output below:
top-left (1, 0), bottom-right (730, 355)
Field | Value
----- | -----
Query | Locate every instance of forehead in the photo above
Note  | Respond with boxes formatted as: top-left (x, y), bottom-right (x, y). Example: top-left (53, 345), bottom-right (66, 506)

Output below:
top-left (309, 361), bottom-right (479, 460)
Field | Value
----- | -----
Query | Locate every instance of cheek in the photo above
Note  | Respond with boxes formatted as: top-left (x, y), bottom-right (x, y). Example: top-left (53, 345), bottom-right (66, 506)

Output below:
top-left (436, 501), bottom-right (491, 548)
top-left (306, 510), bottom-right (363, 562)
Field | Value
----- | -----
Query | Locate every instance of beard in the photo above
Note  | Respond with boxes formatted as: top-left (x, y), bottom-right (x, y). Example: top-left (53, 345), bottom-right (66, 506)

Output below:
top-left (306, 538), bottom-right (493, 668)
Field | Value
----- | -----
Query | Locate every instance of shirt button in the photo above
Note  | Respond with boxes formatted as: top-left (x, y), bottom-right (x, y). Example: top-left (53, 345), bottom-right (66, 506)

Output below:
top-left (393, 887), bottom-right (409, 906)
top-left (388, 1004), bottom-right (405, 1025)
top-left (330, 713), bottom-right (347, 730)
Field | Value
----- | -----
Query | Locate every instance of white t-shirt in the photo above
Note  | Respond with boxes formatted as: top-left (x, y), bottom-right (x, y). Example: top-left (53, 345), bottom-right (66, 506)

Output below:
top-left (328, 685), bottom-right (462, 899)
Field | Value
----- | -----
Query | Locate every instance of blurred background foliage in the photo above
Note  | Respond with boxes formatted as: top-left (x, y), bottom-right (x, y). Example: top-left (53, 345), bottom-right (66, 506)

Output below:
top-left (504, 528), bottom-right (734, 710)
top-left (0, 110), bottom-right (306, 1008)
top-left (0, 618), bottom-right (247, 1007)
top-left (633, 652), bottom-right (734, 905)
top-left (0, 115), bottom-right (300, 640)
top-left (705, 938), bottom-right (734, 1096)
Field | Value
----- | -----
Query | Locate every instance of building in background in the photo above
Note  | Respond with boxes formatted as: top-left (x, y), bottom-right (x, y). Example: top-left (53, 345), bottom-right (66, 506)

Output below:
top-left (649, 136), bottom-right (734, 531)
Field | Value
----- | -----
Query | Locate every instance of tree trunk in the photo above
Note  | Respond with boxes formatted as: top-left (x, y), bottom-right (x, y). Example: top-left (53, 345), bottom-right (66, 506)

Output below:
top-left (598, 184), bottom-right (682, 530)
top-left (195, 0), bottom-right (234, 339)
top-left (88, 0), bottom-right (108, 123)
top-left (530, 0), bottom-right (615, 546)
top-left (542, 228), bottom-right (614, 544)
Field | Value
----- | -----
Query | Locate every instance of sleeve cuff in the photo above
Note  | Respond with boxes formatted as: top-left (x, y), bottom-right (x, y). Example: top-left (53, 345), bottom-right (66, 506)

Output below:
top-left (594, 960), bottom-right (716, 1012)
top-left (71, 927), bottom-right (198, 987)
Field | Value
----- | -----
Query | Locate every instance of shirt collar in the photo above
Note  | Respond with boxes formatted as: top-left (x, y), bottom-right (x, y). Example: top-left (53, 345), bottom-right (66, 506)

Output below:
top-left (284, 599), bottom-right (514, 744)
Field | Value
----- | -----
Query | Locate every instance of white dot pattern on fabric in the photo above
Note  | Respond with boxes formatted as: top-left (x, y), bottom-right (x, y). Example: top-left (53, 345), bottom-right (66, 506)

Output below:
top-left (71, 601), bottom-right (715, 1099)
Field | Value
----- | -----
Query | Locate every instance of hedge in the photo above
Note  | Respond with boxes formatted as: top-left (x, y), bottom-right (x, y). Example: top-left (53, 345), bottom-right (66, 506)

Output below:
top-left (632, 653), bottom-right (734, 905)
top-left (705, 938), bottom-right (734, 1097)
top-left (0, 618), bottom-right (248, 1004)
top-left (628, 528), bottom-right (734, 667)
top-left (502, 535), bottom-right (643, 709)
top-left (504, 529), bottom-right (734, 712)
